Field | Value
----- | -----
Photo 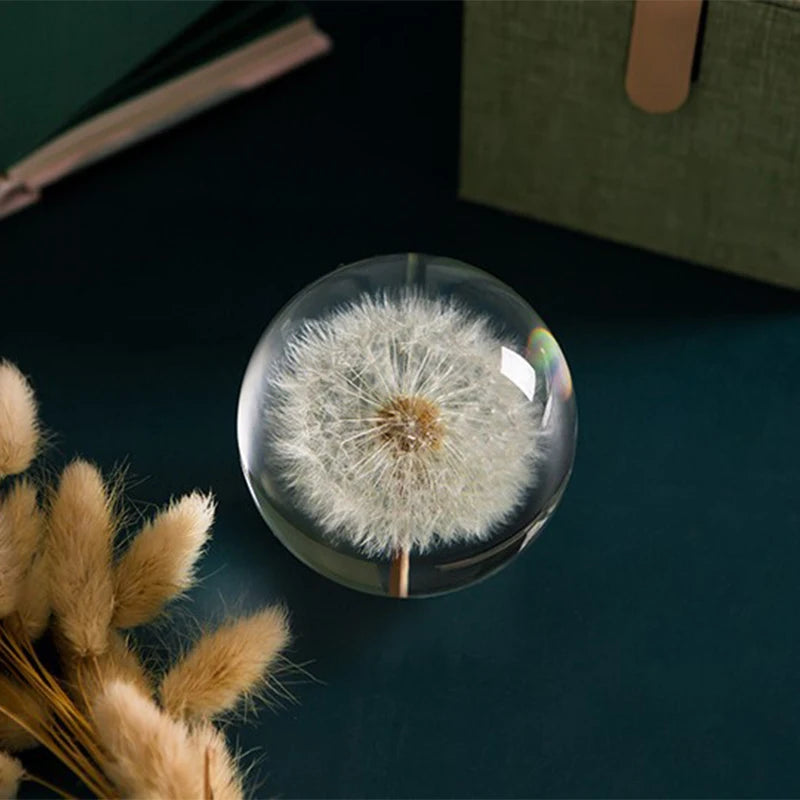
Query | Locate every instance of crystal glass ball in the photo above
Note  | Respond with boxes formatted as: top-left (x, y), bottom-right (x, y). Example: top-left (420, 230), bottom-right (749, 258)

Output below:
top-left (237, 254), bottom-right (576, 597)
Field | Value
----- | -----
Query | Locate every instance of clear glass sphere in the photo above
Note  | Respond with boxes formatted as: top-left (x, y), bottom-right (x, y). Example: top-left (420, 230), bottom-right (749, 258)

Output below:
top-left (237, 254), bottom-right (576, 597)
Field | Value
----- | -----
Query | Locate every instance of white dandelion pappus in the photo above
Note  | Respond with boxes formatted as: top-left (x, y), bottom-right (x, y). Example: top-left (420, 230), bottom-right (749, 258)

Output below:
top-left (267, 291), bottom-right (541, 557)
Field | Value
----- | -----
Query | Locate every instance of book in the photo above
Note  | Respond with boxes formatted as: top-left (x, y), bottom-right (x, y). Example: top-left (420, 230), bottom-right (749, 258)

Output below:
top-left (0, 1), bottom-right (330, 218)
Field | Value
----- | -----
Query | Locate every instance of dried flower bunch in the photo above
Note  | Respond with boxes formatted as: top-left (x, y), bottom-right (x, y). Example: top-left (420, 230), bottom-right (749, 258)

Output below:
top-left (269, 291), bottom-right (541, 558)
top-left (0, 361), bottom-right (290, 799)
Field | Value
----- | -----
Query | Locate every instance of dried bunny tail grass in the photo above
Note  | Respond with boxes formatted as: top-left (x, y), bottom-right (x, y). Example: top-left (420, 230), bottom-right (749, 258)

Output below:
top-left (15, 550), bottom-right (50, 641)
top-left (0, 625), bottom-right (115, 798)
top-left (64, 630), bottom-right (153, 712)
top-left (0, 751), bottom-right (23, 799)
top-left (160, 607), bottom-right (290, 721)
top-left (0, 675), bottom-right (49, 753)
top-left (190, 723), bottom-right (244, 800)
top-left (113, 492), bottom-right (215, 629)
top-left (0, 362), bottom-right (39, 478)
top-left (47, 460), bottom-right (115, 657)
top-left (0, 480), bottom-right (42, 618)
top-left (93, 680), bottom-right (204, 799)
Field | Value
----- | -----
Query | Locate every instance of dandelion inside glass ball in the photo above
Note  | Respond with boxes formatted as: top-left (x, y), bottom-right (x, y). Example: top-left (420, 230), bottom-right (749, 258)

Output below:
top-left (238, 255), bottom-right (576, 597)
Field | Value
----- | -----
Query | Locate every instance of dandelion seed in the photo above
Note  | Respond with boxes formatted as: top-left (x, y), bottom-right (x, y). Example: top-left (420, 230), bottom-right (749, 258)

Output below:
top-left (267, 292), bottom-right (540, 557)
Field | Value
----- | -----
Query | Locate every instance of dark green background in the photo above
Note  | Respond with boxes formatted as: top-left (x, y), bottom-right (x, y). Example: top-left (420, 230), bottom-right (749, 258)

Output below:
top-left (2, 3), bottom-right (799, 797)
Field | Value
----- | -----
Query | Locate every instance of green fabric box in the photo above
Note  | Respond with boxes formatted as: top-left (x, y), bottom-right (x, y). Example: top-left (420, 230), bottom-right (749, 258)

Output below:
top-left (460, 0), bottom-right (800, 290)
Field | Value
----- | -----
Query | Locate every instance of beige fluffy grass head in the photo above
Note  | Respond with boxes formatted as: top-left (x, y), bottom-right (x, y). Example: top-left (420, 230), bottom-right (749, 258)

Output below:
top-left (47, 460), bottom-right (115, 657)
top-left (15, 549), bottom-right (50, 641)
top-left (0, 750), bottom-right (23, 800)
top-left (64, 631), bottom-right (152, 713)
top-left (191, 723), bottom-right (244, 800)
top-left (0, 479), bottom-right (42, 619)
top-left (93, 680), bottom-right (242, 800)
top-left (0, 362), bottom-right (39, 478)
top-left (93, 680), bottom-right (203, 799)
top-left (113, 492), bottom-right (215, 629)
top-left (159, 607), bottom-right (290, 721)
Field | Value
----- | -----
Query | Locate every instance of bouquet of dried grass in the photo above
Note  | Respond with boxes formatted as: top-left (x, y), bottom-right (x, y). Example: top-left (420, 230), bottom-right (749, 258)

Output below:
top-left (0, 361), bottom-right (291, 799)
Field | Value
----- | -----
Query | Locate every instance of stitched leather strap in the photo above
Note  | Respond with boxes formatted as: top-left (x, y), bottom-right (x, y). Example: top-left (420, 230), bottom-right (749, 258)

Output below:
top-left (625, 0), bottom-right (703, 113)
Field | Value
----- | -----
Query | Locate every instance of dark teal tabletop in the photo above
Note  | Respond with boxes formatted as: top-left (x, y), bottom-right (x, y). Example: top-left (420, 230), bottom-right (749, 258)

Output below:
top-left (3, 3), bottom-right (799, 797)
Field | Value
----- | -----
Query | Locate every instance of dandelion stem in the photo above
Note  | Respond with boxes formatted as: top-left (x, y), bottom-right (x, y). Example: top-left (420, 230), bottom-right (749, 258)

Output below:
top-left (389, 547), bottom-right (409, 598)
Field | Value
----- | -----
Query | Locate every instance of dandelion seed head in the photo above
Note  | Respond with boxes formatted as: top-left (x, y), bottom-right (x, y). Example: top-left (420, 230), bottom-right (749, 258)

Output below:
top-left (376, 395), bottom-right (444, 453)
top-left (266, 291), bottom-right (541, 556)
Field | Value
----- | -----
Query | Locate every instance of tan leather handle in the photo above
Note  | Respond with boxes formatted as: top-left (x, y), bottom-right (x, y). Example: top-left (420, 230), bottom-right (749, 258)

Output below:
top-left (625, 0), bottom-right (703, 114)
